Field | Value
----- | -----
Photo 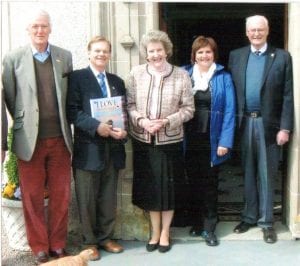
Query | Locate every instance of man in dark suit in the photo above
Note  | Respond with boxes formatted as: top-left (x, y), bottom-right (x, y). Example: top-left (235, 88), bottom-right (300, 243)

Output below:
top-left (67, 36), bottom-right (127, 260)
top-left (228, 15), bottom-right (293, 243)
top-left (2, 10), bottom-right (73, 263)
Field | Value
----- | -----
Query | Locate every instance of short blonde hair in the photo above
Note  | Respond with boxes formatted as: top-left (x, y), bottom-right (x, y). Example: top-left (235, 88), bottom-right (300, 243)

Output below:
top-left (87, 36), bottom-right (111, 52)
top-left (139, 30), bottom-right (173, 59)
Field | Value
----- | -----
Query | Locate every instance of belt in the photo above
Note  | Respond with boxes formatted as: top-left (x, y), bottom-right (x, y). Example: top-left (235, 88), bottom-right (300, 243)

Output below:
top-left (245, 111), bottom-right (261, 118)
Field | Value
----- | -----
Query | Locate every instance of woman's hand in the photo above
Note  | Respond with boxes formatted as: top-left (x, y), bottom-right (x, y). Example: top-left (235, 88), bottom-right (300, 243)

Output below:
top-left (217, 146), bottom-right (228, 157)
top-left (140, 118), bottom-right (168, 135)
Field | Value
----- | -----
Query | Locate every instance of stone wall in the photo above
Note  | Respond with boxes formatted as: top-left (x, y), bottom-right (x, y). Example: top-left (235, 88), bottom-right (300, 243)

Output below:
top-left (1, 1), bottom-right (90, 70)
top-left (287, 3), bottom-right (300, 238)
top-left (1, 1), bottom-right (152, 242)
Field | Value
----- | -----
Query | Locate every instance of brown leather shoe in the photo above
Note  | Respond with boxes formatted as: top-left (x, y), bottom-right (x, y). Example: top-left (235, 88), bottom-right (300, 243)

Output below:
top-left (49, 248), bottom-right (69, 258)
top-left (83, 246), bottom-right (101, 261)
top-left (35, 251), bottom-right (48, 264)
top-left (100, 240), bottom-right (124, 253)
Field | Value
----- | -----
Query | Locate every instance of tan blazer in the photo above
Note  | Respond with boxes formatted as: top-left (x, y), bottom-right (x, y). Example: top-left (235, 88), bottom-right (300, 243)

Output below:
top-left (2, 44), bottom-right (73, 161)
top-left (126, 63), bottom-right (195, 145)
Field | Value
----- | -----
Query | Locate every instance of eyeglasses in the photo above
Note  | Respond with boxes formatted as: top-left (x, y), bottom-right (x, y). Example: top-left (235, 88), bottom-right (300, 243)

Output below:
top-left (248, 28), bottom-right (266, 34)
top-left (30, 24), bottom-right (49, 30)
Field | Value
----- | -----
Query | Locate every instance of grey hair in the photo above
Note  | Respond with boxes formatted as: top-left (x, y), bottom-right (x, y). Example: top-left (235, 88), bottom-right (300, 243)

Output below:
top-left (26, 9), bottom-right (52, 29)
top-left (139, 30), bottom-right (173, 59)
top-left (246, 15), bottom-right (269, 30)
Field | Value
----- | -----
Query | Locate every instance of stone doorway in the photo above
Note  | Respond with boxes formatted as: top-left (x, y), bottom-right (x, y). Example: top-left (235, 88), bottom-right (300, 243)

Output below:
top-left (159, 3), bottom-right (286, 67)
top-left (158, 2), bottom-right (287, 226)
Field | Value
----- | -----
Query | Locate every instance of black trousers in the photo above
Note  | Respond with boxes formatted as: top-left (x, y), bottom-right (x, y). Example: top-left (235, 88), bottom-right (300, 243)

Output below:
top-left (185, 132), bottom-right (219, 232)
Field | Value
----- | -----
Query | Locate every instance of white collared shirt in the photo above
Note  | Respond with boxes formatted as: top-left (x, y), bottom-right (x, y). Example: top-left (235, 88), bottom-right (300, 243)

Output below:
top-left (89, 65), bottom-right (111, 98)
top-left (251, 43), bottom-right (268, 55)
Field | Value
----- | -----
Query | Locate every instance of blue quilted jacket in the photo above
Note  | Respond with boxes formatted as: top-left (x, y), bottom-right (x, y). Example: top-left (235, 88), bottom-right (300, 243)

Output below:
top-left (183, 63), bottom-right (236, 166)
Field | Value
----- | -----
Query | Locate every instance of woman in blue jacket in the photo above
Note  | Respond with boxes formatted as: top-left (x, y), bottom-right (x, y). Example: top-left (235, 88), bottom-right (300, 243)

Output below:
top-left (183, 36), bottom-right (236, 246)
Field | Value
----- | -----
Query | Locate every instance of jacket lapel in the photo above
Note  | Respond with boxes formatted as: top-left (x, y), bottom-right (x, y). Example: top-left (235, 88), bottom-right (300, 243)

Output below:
top-left (261, 46), bottom-right (276, 87)
top-left (106, 73), bottom-right (119, 97)
top-left (87, 67), bottom-right (103, 97)
top-left (238, 47), bottom-right (250, 93)
top-left (50, 45), bottom-right (64, 102)
top-left (23, 46), bottom-right (37, 94)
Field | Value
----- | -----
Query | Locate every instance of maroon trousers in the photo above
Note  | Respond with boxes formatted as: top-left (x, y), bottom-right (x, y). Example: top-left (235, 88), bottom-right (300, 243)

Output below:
top-left (18, 137), bottom-right (71, 255)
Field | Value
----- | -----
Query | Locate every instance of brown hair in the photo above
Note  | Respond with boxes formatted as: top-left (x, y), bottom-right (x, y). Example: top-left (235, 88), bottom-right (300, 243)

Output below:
top-left (87, 36), bottom-right (112, 52)
top-left (190, 36), bottom-right (218, 64)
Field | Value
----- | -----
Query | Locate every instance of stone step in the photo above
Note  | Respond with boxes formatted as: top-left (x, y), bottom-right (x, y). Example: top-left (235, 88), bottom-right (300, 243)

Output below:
top-left (171, 221), bottom-right (295, 241)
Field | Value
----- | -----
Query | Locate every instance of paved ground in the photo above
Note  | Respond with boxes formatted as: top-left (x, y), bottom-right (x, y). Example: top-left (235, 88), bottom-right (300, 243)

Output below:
top-left (2, 163), bottom-right (297, 265)
top-left (2, 221), bottom-right (300, 266)
top-left (92, 238), bottom-right (300, 266)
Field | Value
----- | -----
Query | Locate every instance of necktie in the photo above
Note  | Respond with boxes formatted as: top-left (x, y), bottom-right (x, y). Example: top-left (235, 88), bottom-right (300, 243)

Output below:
top-left (98, 73), bottom-right (107, 98)
top-left (254, 50), bottom-right (261, 56)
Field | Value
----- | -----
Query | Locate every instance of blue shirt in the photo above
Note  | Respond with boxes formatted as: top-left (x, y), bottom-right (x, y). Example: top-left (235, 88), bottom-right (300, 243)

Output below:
top-left (31, 44), bottom-right (50, 62)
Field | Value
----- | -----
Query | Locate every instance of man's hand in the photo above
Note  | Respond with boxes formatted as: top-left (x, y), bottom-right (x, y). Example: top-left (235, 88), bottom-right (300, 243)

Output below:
top-left (110, 128), bottom-right (127, 140)
top-left (96, 123), bottom-right (112, 137)
top-left (217, 146), bottom-right (228, 156)
top-left (277, 130), bottom-right (290, 146)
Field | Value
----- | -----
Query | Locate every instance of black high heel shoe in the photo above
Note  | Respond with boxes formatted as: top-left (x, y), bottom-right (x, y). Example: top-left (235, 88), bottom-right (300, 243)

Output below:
top-left (146, 242), bottom-right (159, 252)
top-left (158, 239), bottom-right (171, 253)
top-left (158, 243), bottom-right (171, 253)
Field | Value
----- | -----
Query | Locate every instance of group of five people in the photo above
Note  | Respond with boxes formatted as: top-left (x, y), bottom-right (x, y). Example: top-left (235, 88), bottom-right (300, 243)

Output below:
top-left (1, 9), bottom-right (293, 264)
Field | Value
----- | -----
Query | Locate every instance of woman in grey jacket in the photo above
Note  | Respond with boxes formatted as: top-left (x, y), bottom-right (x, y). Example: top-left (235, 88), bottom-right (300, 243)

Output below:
top-left (127, 30), bottom-right (194, 253)
top-left (183, 36), bottom-right (235, 246)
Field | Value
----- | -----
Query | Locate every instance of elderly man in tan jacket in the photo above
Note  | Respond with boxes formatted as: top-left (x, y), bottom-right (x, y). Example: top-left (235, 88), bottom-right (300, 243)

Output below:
top-left (2, 9), bottom-right (72, 264)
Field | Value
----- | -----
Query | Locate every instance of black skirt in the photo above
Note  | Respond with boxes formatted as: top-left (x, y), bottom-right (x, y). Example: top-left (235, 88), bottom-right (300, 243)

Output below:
top-left (132, 138), bottom-right (184, 211)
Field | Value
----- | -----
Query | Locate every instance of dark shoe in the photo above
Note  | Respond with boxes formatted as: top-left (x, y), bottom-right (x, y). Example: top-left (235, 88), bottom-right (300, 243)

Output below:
top-left (100, 240), bottom-right (124, 253)
top-left (189, 226), bottom-right (203, 237)
top-left (158, 243), bottom-right (171, 253)
top-left (35, 251), bottom-right (48, 264)
top-left (49, 248), bottom-right (69, 258)
top-left (234, 221), bottom-right (256, 233)
top-left (263, 227), bottom-right (277, 244)
top-left (201, 231), bottom-right (219, 246)
top-left (146, 242), bottom-right (159, 252)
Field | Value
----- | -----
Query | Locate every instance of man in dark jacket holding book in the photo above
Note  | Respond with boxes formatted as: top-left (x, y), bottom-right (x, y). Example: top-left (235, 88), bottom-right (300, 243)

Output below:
top-left (67, 36), bottom-right (127, 259)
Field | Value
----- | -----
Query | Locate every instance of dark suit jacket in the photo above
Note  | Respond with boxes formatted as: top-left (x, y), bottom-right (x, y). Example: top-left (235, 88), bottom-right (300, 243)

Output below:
top-left (67, 67), bottom-right (126, 172)
top-left (228, 45), bottom-right (294, 144)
